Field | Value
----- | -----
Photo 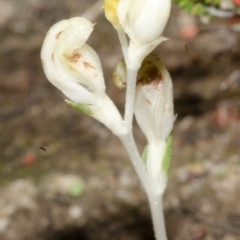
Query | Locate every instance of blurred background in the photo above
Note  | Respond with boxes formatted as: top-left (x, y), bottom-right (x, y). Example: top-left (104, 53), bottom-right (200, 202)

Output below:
top-left (0, 0), bottom-right (240, 239)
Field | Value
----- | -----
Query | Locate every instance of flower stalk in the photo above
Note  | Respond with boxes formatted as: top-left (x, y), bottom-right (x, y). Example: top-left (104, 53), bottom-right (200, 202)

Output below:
top-left (149, 196), bottom-right (168, 240)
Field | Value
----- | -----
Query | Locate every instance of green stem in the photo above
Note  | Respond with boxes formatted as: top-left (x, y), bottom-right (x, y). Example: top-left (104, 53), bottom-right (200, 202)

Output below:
top-left (117, 27), bottom-right (128, 61)
top-left (119, 132), bottom-right (149, 194)
top-left (124, 66), bottom-right (138, 131)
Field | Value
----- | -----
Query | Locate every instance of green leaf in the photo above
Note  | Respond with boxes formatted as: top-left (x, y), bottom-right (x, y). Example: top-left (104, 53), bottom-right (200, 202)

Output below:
top-left (65, 100), bottom-right (93, 116)
top-left (161, 135), bottom-right (173, 176)
top-left (172, 0), bottom-right (208, 16)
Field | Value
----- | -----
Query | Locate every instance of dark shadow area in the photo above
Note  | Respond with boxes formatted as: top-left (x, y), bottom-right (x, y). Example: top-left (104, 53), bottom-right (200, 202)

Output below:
top-left (43, 201), bottom-right (155, 240)
top-left (46, 227), bottom-right (89, 240)
top-left (174, 93), bottom-right (207, 118)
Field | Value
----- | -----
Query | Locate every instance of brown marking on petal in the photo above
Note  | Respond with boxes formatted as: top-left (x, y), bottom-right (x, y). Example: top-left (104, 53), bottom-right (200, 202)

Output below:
top-left (63, 53), bottom-right (81, 63)
top-left (138, 65), bottom-right (162, 85)
top-left (151, 79), bottom-right (163, 90)
top-left (56, 31), bottom-right (62, 39)
top-left (83, 62), bottom-right (95, 69)
top-left (146, 98), bottom-right (152, 105)
top-left (51, 53), bottom-right (54, 62)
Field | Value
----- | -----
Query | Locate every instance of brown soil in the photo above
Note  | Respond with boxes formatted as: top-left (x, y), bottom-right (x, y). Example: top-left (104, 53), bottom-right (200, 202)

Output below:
top-left (0, 1), bottom-right (240, 240)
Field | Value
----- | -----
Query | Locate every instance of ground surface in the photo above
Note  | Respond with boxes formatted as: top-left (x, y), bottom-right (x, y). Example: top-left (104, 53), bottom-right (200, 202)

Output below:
top-left (0, 1), bottom-right (240, 240)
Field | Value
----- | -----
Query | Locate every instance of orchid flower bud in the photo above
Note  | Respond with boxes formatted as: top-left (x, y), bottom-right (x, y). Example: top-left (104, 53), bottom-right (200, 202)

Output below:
top-left (134, 55), bottom-right (174, 194)
top-left (41, 17), bottom-right (105, 105)
top-left (41, 17), bottom-right (126, 136)
top-left (117, 0), bottom-right (171, 44)
top-left (113, 59), bottom-right (126, 90)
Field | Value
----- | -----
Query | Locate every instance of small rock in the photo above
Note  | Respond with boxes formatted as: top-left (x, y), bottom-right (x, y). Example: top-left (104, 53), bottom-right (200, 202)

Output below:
top-left (0, 1), bottom-right (15, 28)
top-left (0, 218), bottom-right (9, 233)
top-left (68, 205), bottom-right (83, 220)
top-left (41, 173), bottom-right (85, 197)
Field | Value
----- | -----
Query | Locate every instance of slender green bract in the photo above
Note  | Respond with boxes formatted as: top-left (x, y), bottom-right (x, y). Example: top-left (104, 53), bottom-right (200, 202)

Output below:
top-left (161, 135), bottom-right (173, 176)
top-left (141, 145), bottom-right (148, 165)
top-left (65, 100), bottom-right (93, 116)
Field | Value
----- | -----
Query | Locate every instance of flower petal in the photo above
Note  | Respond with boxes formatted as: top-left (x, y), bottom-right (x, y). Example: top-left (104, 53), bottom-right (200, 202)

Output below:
top-left (104, 0), bottom-right (120, 28)
top-left (41, 17), bottom-right (105, 104)
top-left (118, 0), bottom-right (171, 44)
top-left (117, 0), bottom-right (132, 25)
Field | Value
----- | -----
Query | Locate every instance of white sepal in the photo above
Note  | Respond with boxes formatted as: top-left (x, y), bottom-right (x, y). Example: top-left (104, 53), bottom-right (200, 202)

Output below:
top-left (41, 17), bottom-right (127, 136)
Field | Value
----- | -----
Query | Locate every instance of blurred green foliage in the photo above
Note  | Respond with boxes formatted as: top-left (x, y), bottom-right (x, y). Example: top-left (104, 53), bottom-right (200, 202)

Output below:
top-left (173, 0), bottom-right (239, 16)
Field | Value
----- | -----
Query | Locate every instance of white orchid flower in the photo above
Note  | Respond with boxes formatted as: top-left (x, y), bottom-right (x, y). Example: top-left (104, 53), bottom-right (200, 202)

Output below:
top-left (134, 55), bottom-right (174, 194)
top-left (120, 0), bottom-right (171, 69)
top-left (104, 0), bottom-right (171, 68)
top-left (41, 17), bottom-right (126, 136)
top-left (104, 0), bottom-right (171, 43)
top-left (104, 0), bottom-right (172, 132)
top-left (41, 17), bottom-right (104, 105)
